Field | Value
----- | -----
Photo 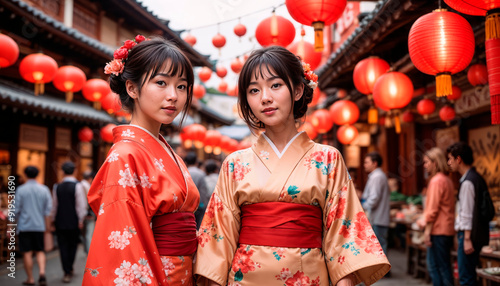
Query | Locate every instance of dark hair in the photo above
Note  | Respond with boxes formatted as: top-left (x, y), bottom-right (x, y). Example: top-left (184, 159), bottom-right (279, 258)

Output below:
top-left (24, 166), bottom-right (39, 179)
top-left (205, 159), bottom-right (218, 174)
top-left (82, 171), bottom-right (95, 180)
top-left (109, 37), bottom-right (194, 126)
top-left (237, 46), bottom-right (314, 129)
top-left (62, 161), bottom-right (75, 175)
top-left (447, 142), bottom-right (474, 165)
top-left (366, 152), bottom-right (383, 167)
top-left (184, 151), bottom-right (197, 166)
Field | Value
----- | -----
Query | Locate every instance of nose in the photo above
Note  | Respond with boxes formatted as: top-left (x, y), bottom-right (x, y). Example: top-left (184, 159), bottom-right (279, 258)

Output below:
top-left (261, 87), bottom-right (273, 104)
top-left (165, 85), bottom-right (178, 101)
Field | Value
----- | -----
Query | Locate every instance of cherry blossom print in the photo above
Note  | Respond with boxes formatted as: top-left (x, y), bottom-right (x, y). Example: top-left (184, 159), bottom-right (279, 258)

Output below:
top-left (303, 149), bottom-right (335, 175)
top-left (198, 194), bottom-right (225, 247)
top-left (121, 129), bottom-right (135, 138)
top-left (139, 173), bottom-right (152, 188)
top-left (98, 203), bottom-right (105, 216)
top-left (107, 151), bottom-right (119, 162)
top-left (108, 226), bottom-right (137, 250)
top-left (114, 258), bottom-right (153, 286)
top-left (338, 256), bottom-right (345, 264)
top-left (259, 150), bottom-right (270, 160)
top-left (275, 268), bottom-right (293, 281)
top-left (161, 257), bottom-right (175, 277)
top-left (228, 159), bottom-right (251, 181)
top-left (276, 269), bottom-right (320, 286)
top-left (232, 245), bottom-right (261, 281)
top-left (118, 164), bottom-right (139, 188)
top-left (278, 185), bottom-right (301, 202)
top-left (154, 158), bottom-right (165, 172)
top-left (353, 212), bottom-right (384, 256)
top-left (271, 247), bottom-right (286, 261)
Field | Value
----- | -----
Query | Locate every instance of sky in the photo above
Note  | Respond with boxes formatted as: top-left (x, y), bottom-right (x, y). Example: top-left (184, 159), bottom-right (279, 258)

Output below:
top-left (139, 0), bottom-right (317, 89)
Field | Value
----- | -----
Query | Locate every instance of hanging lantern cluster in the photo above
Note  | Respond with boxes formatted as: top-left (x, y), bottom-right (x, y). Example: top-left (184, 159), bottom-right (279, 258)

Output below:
top-left (285, 0), bottom-right (347, 51)
top-left (353, 57), bottom-right (390, 124)
top-left (203, 130), bottom-right (222, 153)
top-left (329, 100), bottom-right (360, 145)
top-left (181, 124), bottom-right (207, 149)
top-left (408, 9), bottom-right (475, 97)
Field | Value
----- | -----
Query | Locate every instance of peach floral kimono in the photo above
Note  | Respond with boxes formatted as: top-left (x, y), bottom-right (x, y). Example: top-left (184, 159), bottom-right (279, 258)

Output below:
top-left (83, 125), bottom-right (200, 286)
top-left (194, 132), bottom-right (390, 286)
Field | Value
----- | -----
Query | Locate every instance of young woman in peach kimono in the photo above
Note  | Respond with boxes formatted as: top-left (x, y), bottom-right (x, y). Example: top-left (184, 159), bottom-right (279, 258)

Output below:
top-left (194, 46), bottom-right (391, 286)
top-left (83, 37), bottom-right (199, 286)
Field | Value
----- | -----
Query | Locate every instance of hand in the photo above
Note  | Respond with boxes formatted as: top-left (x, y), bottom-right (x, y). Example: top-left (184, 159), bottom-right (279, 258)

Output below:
top-left (337, 274), bottom-right (355, 286)
top-left (464, 238), bottom-right (474, 255)
top-left (424, 233), bottom-right (432, 247)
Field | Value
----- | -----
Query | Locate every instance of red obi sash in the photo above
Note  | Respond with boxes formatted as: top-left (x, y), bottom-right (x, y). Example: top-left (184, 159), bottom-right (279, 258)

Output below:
top-left (238, 202), bottom-right (323, 248)
top-left (152, 212), bottom-right (197, 256)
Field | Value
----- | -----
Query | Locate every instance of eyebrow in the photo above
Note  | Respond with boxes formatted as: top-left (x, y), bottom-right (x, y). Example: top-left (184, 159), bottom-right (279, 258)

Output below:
top-left (155, 73), bottom-right (187, 81)
top-left (249, 75), bottom-right (281, 85)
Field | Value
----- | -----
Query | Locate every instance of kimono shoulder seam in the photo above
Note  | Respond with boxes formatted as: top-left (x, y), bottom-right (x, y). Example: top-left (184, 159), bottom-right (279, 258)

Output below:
top-left (212, 191), bottom-right (241, 223)
top-left (101, 197), bottom-right (144, 211)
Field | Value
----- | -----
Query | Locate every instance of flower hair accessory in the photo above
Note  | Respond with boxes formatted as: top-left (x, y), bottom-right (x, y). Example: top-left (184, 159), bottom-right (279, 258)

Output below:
top-left (302, 61), bottom-right (318, 89)
top-left (104, 35), bottom-right (149, 76)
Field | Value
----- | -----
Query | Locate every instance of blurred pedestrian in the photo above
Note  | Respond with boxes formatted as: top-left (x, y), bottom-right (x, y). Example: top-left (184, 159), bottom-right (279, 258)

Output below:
top-left (422, 147), bottom-right (455, 286)
top-left (81, 171), bottom-right (95, 254)
top-left (14, 166), bottom-right (52, 286)
top-left (185, 151), bottom-right (208, 229)
top-left (203, 159), bottom-right (219, 197)
top-left (361, 152), bottom-right (391, 262)
top-left (84, 36), bottom-right (200, 285)
top-left (50, 161), bottom-right (87, 283)
top-left (447, 142), bottom-right (493, 286)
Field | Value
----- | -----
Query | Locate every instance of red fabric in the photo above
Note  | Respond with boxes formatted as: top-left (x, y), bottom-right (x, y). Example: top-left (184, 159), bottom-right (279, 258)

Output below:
top-left (486, 38), bottom-right (500, 124)
top-left (152, 212), bottom-right (197, 256)
top-left (238, 202), bottom-right (323, 248)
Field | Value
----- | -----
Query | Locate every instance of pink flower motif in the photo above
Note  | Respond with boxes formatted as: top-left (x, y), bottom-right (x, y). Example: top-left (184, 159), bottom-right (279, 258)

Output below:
top-left (231, 159), bottom-right (251, 181)
top-left (113, 48), bottom-right (129, 60)
top-left (311, 151), bottom-right (325, 163)
top-left (278, 190), bottom-right (293, 203)
top-left (104, 59), bottom-right (124, 76)
top-left (161, 257), bottom-right (175, 277)
top-left (123, 40), bottom-right (136, 50)
top-left (197, 228), bottom-right (211, 247)
top-left (114, 258), bottom-right (153, 285)
top-left (275, 268), bottom-right (293, 281)
top-left (232, 246), bottom-right (260, 274)
top-left (338, 256), bottom-right (345, 264)
top-left (282, 270), bottom-right (319, 286)
top-left (353, 212), bottom-right (384, 256)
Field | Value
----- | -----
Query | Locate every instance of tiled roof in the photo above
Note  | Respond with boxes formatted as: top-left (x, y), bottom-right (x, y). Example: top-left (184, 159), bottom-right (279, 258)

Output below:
top-left (0, 81), bottom-right (115, 124)
top-left (11, 0), bottom-right (114, 57)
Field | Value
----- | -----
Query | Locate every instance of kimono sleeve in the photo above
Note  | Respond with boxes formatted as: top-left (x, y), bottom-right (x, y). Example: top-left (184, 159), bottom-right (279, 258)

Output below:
top-left (322, 149), bottom-right (390, 285)
top-left (83, 147), bottom-right (168, 286)
top-left (194, 155), bottom-right (241, 286)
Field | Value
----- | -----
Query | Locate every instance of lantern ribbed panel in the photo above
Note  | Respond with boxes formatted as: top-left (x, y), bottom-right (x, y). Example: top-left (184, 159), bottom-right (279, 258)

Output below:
top-left (287, 40), bottom-right (322, 70)
top-left (486, 39), bottom-right (500, 123)
top-left (408, 10), bottom-right (475, 76)
top-left (285, 0), bottom-right (347, 26)
top-left (444, 0), bottom-right (500, 16)
top-left (372, 72), bottom-right (414, 111)
top-left (353, 57), bottom-right (390, 95)
top-left (256, 15), bottom-right (295, 47)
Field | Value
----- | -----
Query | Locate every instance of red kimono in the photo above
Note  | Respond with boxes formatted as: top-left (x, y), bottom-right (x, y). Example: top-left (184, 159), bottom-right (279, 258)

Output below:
top-left (83, 125), bottom-right (200, 286)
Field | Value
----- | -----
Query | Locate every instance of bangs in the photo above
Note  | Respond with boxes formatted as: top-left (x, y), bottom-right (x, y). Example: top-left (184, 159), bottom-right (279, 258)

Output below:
top-left (140, 45), bottom-right (191, 88)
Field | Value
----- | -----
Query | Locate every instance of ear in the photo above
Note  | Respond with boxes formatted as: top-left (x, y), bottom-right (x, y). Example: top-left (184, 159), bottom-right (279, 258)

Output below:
top-left (294, 83), bottom-right (304, 101)
top-left (126, 80), bottom-right (139, 99)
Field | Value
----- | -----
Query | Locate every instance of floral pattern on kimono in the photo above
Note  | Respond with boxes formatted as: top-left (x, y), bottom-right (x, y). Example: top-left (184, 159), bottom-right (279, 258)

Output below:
top-left (194, 132), bottom-right (390, 286)
top-left (83, 125), bottom-right (200, 286)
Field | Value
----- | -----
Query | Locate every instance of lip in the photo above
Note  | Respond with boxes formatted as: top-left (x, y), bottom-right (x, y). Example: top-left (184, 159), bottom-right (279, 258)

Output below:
top-left (162, 106), bottom-right (177, 114)
top-left (262, 107), bottom-right (277, 115)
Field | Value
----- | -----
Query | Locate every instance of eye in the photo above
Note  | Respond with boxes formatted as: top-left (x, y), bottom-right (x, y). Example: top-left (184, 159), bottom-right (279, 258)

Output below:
top-left (156, 80), bottom-right (166, 86)
top-left (248, 88), bottom-right (259, 94)
top-left (177, 84), bottom-right (187, 90)
top-left (271, 83), bottom-right (282, 89)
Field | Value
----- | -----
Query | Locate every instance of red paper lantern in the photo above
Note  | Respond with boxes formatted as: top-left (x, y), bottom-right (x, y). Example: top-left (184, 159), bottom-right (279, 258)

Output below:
top-left (230, 58), bottom-right (243, 74)
top-left (298, 121), bottom-right (318, 140)
top-left (448, 85), bottom-right (462, 101)
top-left (443, 0), bottom-right (500, 16)
top-left (337, 125), bottom-right (358, 145)
top-left (227, 139), bottom-right (239, 153)
top-left (100, 124), bottom-right (116, 143)
top-left (329, 100), bottom-right (360, 125)
top-left (402, 110), bottom-right (414, 123)
top-left (82, 79), bottom-right (111, 103)
top-left (203, 130), bottom-right (222, 153)
top-left (198, 67), bottom-right (212, 82)
top-left (353, 57), bottom-right (390, 96)
top-left (219, 135), bottom-right (232, 152)
top-left (234, 23), bottom-right (247, 38)
top-left (78, 127), bottom-right (93, 142)
top-left (310, 109), bottom-right (333, 133)
top-left (218, 80), bottom-right (228, 93)
top-left (337, 89), bottom-right (347, 99)
top-left (286, 0), bottom-right (347, 51)
top-left (183, 33), bottom-right (197, 46)
top-left (227, 85), bottom-right (238, 97)
top-left (212, 33), bottom-right (226, 49)
top-left (373, 72), bottom-right (414, 111)
top-left (53, 65), bottom-right (87, 102)
top-left (216, 65), bottom-right (227, 78)
top-left (193, 84), bottom-right (206, 99)
top-left (19, 53), bottom-right (58, 95)
top-left (185, 124), bottom-right (207, 148)
top-left (101, 92), bottom-right (122, 114)
top-left (439, 105), bottom-right (456, 122)
top-left (255, 13), bottom-right (295, 47)
top-left (0, 34), bottom-right (19, 68)
top-left (287, 40), bottom-right (322, 70)
top-left (408, 10), bottom-right (475, 97)
top-left (467, 64), bottom-right (488, 86)
top-left (309, 87), bottom-right (321, 106)
top-left (417, 98), bottom-right (436, 120)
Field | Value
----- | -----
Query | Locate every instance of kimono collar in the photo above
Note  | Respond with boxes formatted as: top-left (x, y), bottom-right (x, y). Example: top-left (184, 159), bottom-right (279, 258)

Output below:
top-left (112, 124), bottom-right (170, 148)
top-left (261, 131), bottom-right (304, 158)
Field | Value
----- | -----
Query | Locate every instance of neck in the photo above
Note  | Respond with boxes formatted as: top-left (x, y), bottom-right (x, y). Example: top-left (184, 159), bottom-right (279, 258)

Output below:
top-left (130, 115), bottom-right (161, 137)
top-left (264, 124), bottom-right (299, 152)
top-left (458, 165), bottom-right (471, 176)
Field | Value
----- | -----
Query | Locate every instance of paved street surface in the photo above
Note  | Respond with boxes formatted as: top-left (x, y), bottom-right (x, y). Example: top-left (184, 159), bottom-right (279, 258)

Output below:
top-left (0, 246), bottom-right (431, 285)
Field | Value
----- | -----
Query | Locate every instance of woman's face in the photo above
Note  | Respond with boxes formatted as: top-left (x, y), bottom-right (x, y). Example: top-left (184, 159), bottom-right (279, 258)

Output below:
top-left (127, 61), bottom-right (188, 133)
top-left (245, 65), bottom-right (302, 129)
top-left (423, 155), bottom-right (436, 175)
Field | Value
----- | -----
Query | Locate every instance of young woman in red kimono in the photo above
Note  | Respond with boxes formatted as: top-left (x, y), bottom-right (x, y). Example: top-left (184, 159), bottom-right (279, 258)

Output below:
top-left (83, 37), bottom-right (199, 286)
top-left (194, 46), bottom-right (391, 286)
